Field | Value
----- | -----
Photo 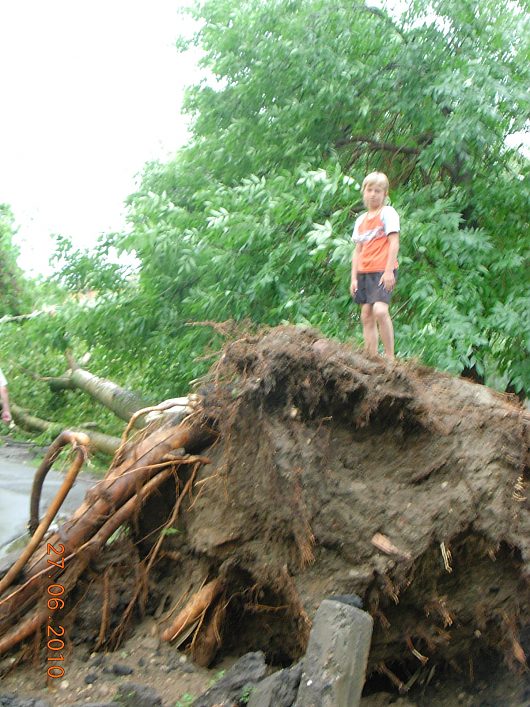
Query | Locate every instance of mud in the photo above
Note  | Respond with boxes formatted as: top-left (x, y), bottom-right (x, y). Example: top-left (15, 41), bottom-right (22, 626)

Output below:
top-left (1, 326), bottom-right (528, 698)
top-left (139, 326), bottom-right (529, 684)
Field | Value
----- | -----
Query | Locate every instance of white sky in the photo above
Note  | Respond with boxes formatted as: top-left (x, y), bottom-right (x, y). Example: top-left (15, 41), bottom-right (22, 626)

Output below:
top-left (0, 0), bottom-right (199, 276)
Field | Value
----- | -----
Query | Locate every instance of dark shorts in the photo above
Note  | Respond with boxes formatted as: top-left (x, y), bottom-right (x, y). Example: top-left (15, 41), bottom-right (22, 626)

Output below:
top-left (354, 270), bottom-right (397, 305)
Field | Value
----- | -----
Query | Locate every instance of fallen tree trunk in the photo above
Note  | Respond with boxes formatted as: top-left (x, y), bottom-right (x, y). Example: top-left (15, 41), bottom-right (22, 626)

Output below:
top-left (12, 404), bottom-right (120, 456)
top-left (36, 354), bottom-right (152, 426)
top-left (64, 354), bottom-right (152, 425)
top-left (66, 369), bottom-right (150, 423)
top-left (1, 326), bottom-right (528, 692)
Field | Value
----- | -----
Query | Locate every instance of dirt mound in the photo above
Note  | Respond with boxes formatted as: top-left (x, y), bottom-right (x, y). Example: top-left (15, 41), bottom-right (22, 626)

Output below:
top-left (1, 326), bottom-right (528, 692)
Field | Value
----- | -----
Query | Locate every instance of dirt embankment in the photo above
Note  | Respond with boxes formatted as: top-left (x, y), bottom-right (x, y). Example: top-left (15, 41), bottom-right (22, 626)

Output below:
top-left (0, 326), bottom-right (528, 703)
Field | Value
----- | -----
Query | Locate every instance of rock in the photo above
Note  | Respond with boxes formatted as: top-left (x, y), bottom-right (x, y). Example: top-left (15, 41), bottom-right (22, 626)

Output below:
top-left (84, 673), bottom-right (98, 684)
top-left (114, 683), bottom-right (163, 707)
top-left (326, 594), bottom-right (363, 609)
top-left (193, 651), bottom-right (267, 707)
top-left (294, 599), bottom-right (373, 707)
top-left (247, 662), bottom-right (302, 707)
top-left (112, 663), bottom-right (134, 675)
top-left (90, 654), bottom-right (106, 668)
top-left (140, 636), bottom-right (159, 650)
top-left (0, 696), bottom-right (51, 707)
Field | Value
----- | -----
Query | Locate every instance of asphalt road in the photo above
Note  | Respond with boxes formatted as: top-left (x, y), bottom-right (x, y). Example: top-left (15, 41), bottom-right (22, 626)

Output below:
top-left (0, 451), bottom-right (96, 555)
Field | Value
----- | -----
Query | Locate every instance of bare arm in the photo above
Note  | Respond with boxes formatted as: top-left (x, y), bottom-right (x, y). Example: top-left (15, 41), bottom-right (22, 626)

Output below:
top-left (350, 243), bottom-right (363, 296)
top-left (0, 385), bottom-right (11, 422)
top-left (379, 232), bottom-right (399, 292)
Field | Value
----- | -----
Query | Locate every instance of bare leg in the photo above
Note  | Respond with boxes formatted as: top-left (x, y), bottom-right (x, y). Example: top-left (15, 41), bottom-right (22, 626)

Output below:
top-left (360, 304), bottom-right (378, 356)
top-left (373, 302), bottom-right (394, 359)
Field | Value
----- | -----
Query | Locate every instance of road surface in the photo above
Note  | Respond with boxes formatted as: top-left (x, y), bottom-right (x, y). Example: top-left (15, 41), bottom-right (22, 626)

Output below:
top-left (0, 444), bottom-right (96, 555)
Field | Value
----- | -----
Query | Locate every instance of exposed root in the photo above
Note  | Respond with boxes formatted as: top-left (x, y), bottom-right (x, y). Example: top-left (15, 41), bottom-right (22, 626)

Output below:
top-left (440, 542), bottom-right (453, 573)
top-left (191, 598), bottom-right (227, 667)
top-left (377, 662), bottom-right (407, 693)
top-left (0, 465), bottom-right (177, 656)
top-left (372, 533), bottom-right (412, 561)
top-left (513, 475), bottom-right (526, 502)
top-left (1, 326), bottom-right (528, 686)
top-left (424, 596), bottom-right (454, 628)
top-left (28, 430), bottom-right (90, 535)
top-left (406, 636), bottom-right (429, 665)
top-left (95, 570), bottom-right (111, 649)
top-left (161, 579), bottom-right (223, 643)
top-left (0, 432), bottom-right (89, 597)
top-left (106, 461), bottom-right (207, 649)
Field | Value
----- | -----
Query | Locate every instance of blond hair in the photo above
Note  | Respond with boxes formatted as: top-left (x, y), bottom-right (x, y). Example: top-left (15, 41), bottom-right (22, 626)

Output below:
top-left (362, 171), bottom-right (389, 193)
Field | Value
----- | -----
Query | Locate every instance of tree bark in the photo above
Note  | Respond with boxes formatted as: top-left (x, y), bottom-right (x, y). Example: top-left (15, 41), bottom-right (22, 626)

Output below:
top-left (63, 364), bottom-right (151, 426)
top-left (26, 357), bottom-right (152, 426)
top-left (11, 404), bottom-right (120, 456)
top-left (69, 369), bottom-right (149, 422)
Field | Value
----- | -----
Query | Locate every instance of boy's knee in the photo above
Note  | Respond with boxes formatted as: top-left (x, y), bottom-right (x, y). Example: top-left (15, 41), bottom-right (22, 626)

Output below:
top-left (361, 307), bottom-right (374, 325)
top-left (373, 302), bottom-right (389, 321)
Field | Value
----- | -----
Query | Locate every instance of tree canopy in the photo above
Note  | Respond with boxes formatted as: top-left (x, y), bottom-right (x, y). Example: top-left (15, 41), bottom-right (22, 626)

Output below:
top-left (116, 0), bottom-right (529, 393)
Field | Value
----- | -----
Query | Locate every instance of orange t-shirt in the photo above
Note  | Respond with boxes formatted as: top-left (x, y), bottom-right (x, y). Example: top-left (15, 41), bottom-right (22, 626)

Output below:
top-left (352, 205), bottom-right (400, 273)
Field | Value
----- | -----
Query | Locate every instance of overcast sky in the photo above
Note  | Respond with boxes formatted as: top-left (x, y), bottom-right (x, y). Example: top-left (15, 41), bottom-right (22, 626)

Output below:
top-left (0, 0), bottom-right (199, 275)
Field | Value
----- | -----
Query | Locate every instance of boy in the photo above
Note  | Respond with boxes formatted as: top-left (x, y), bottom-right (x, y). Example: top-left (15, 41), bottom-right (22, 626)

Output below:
top-left (350, 171), bottom-right (400, 359)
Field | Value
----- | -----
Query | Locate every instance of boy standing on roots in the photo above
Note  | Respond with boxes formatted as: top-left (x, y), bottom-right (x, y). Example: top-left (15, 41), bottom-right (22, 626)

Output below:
top-left (350, 171), bottom-right (400, 360)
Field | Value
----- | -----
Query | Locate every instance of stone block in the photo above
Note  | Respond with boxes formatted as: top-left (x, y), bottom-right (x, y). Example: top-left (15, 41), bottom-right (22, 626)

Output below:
top-left (247, 662), bottom-right (302, 707)
top-left (294, 599), bottom-right (373, 707)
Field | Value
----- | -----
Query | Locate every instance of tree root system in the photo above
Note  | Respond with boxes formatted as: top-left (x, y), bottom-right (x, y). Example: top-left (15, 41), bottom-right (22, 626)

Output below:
top-left (1, 326), bottom-right (528, 690)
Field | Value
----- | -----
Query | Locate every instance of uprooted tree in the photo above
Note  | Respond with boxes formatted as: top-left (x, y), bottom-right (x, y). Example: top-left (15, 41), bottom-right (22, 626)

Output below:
top-left (0, 327), bottom-right (528, 690)
top-left (11, 354), bottom-right (157, 455)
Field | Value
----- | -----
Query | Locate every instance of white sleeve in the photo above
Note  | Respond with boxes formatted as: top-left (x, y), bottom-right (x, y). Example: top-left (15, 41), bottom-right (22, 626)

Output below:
top-left (0, 368), bottom-right (7, 387)
top-left (382, 206), bottom-right (400, 235)
top-left (351, 214), bottom-right (364, 242)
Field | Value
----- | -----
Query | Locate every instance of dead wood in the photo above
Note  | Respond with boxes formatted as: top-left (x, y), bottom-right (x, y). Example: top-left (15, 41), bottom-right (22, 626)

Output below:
top-left (29, 355), bottom-right (152, 426)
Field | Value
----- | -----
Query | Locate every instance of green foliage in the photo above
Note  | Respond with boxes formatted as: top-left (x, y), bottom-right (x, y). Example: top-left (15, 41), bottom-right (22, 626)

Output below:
top-left (119, 0), bottom-right (527, 393)
top-left (239, 684), bottom-right (253, 704)
top-left (50, 234), bottom-right (132, 294)
top-left (0, 204), bottom-right (32, 315)
top-left (161, 527), bottom-right (182, 536)
top-left (174, 694), bottom-right (195, 707)
top-left (210, 668), bottom-right (226, 684)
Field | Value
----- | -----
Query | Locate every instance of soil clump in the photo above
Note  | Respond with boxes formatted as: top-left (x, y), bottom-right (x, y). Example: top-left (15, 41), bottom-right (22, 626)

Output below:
top-left (0, 326), bottom-right (528, 702)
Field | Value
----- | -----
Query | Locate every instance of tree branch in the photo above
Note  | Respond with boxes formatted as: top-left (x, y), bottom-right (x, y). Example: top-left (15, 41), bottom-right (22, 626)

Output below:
top-left (336, 135), bottom-right (421, 155)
